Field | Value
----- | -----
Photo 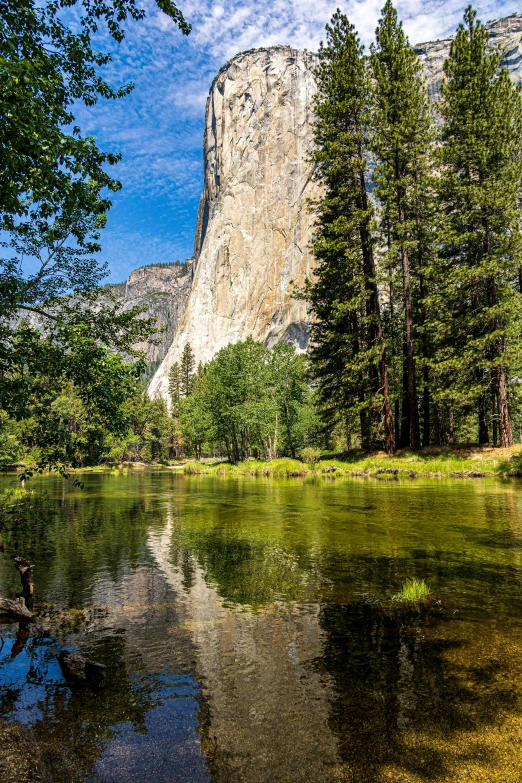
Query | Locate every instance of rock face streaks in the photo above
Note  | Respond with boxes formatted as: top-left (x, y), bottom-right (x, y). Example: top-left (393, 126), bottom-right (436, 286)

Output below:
top-left (149, 16), bottom-right (522, 401)
top-left (415, 13), bottom-right (522, 101)
top-left (149, 46), bottom-right (319, 400)
top-left (110, 262), bottom-right (193, 365)
top-left (121, 262), bottom-right (193, 364)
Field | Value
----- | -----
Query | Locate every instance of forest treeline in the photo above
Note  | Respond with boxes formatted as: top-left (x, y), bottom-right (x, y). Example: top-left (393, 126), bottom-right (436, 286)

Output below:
top-left (0, 338), bottom-right (320, 466)
top-left (0, 1), bottom-right (521, 469)
top-left (307, 3), bottom-right (522, 453)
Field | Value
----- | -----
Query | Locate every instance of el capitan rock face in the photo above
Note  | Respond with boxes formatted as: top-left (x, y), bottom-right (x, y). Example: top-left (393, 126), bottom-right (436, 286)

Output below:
top-left (149, 16), bottom-right (522, 401)
top-left (148, 46), bottom-right (319, 400)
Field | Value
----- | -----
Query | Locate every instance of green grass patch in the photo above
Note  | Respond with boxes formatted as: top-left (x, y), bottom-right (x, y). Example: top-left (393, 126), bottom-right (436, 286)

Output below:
top-left (392, 578), bottom-right (431, 604)
top-left (183, 461), bottom-right (209, 475)
top-left (180, 445), bottom-right (522, 480)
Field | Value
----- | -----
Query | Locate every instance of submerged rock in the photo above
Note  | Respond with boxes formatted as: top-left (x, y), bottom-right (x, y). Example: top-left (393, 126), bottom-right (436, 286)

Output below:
top-left (57, 651), bottom-right (106, 686)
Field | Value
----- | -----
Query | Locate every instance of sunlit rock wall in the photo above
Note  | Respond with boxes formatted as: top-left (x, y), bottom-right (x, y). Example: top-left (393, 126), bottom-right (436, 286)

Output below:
top-left (415, 13), bottom-right (522, 100)
top-left (148, 46), bottom-right (320, 400)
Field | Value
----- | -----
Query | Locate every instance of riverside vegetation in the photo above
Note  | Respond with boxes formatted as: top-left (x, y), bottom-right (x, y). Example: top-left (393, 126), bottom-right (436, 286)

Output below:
top-left (1, 3), bottom-right (522, 476)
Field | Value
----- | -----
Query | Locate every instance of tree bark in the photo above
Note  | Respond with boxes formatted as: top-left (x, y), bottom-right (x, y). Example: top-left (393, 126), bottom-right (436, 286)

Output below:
top-left (0, 596), bottom-right (34, 621)
top-left (14, 557), bottom-right (34, 609)
top-left (496, 365), bottom-right (513, 447)
top-left (478, 393), bottom-right (489, 445)
top-left (345, 416), bottom-right (352, 450)
top-left (432, 404), bottom-right (441, 446)
top-left (422, 367), bottom-right (430, 447)
top-left (400, 356), bottom-right (410, 448)
top-left (400, 236), bottom-right (420, 450)
top-left (492, 389), bottom-right (498, 447)
top-left (448, 407), bottom-right (455, 445)
top-left (358, 170), bottom-right (394, 453)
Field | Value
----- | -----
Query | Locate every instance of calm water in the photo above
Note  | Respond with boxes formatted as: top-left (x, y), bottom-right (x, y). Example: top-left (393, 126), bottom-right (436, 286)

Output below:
top-left (2, 471), bottom-right (522, 782)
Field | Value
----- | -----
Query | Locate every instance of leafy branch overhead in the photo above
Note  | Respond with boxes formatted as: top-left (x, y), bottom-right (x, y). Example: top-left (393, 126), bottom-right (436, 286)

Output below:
top-left (0, 0), bottom-right (189, 473)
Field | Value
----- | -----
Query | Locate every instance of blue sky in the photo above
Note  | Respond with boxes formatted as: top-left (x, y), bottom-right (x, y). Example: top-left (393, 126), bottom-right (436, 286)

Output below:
top-left (79, 0), bottom-right (517, 283)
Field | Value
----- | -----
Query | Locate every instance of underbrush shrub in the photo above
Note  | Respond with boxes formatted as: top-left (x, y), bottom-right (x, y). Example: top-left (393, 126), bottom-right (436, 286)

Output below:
top-left (301, 447), bottom-right (321, 471)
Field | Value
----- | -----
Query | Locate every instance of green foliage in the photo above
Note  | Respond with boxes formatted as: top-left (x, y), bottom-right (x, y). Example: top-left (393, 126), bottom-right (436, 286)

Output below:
top-left (392, 578), bottom-right (431, 604)
top-left (168, 361), bottom-right (181, 412)
top-left (301, 447), bottom-right (321, 471)
top-left (0, 410), bottom-right (24, 467)
top-left (180, 343), bottom-right (196, 397)
top-left (427, 6), bottom-right (522, 448)
top-left (370, 1), bottom-right (436, 450)
top-left (306, 9), bottom-right (394, 454)
top-left (0, 0), bottom-right (189, 231)
top-left (0, 0), bottom-right (190, 473)
top-left (307, 3), bottom-right (522, 452)
top-left (178, 338), bottom-right (316, 462)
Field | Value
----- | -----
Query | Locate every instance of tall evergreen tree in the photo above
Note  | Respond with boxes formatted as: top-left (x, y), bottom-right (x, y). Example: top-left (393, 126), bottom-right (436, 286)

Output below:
top-left (307, 10), bottom-right (394, 453)
top-left (429, 6), bottom-right (522, 447)
top-left (168, 362), bottom-right (181, 412)
top-left (180, 343), bottom-right (196, 398)
top-left (370, 1), bottom-right (435, 450)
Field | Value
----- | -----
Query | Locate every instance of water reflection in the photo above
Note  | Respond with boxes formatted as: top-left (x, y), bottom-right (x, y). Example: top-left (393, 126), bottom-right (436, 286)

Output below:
top-left (1, 472), bottom-right (522, 781)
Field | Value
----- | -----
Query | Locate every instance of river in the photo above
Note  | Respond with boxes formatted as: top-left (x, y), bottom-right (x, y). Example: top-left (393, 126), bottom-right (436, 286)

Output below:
top-left (1, 470), bottom-right (522, 782)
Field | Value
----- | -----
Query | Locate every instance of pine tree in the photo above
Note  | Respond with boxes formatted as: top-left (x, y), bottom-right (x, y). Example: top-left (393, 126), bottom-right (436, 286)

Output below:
top-left (429, 6), bottom-right (522, 447)
top-left (307, 10), bottom-right (394, 453)
top-left (180, 343), bottom-right (196, 398)
top-left (168, 362), bottom-right (181, 413)
top-left (370, 1), bottom-right (435, 450)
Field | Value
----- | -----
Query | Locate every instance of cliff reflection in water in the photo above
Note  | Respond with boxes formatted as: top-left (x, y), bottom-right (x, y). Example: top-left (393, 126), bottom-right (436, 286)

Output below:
top-left (2, 472), bottom-right (522, 782)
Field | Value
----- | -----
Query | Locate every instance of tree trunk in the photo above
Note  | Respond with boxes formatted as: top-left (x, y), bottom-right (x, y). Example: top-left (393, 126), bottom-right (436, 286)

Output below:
top-left (358, 171), bottom-right (394, 453)
top-left (448, 407), bottom-right (455, 445)
top-left (345, 416), bottom-right (352, 450)
top-left (496, 365), bottom-right (513, 447)
top-left (401, 238), bottom-right (420, 450)
top-left (400, 356), bottom-right (410, 448)
top-left (422, 367), bottom-right (430, 447)
top-left (492, 389), bottom-right (498, 447)
top-left (478, 393), bottom-right (489, 445)
top-left (359, 386), bottom-right (371, 451)
top-left (0, 596), bottom-right (34, 621)
top-left (14, 557), bottom-right (34, 609)
top-left (432, 404), bottom-right (441, 446)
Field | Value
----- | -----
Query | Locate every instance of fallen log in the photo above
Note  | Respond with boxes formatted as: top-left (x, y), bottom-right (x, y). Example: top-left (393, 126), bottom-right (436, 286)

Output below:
top-left (57, 651), bottom-right (106, 686)
top-left (13, 556), bottom-right (34, 608)
top-left (0, 596), bottom-right (34, 621)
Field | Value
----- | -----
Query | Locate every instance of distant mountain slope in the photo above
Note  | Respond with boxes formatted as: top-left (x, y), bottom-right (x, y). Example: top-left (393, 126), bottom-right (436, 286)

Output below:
top-left (109, 261), bottom-right (193, 365)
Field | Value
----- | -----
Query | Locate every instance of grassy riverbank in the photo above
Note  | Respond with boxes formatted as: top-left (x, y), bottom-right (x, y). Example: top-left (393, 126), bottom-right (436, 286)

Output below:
top-left (182, 444), bottom-right (522, 479)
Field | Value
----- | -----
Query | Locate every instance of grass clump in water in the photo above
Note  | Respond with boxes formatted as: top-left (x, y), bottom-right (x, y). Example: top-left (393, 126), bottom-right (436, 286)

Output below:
top-left (392, 578), bottom-right (431, 605)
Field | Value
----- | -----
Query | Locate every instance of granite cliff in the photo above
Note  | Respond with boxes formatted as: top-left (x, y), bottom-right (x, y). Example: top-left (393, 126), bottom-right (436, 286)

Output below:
top-left (110, 261), bottom-right (193, 365)
top-left (149, 15), bottom-right (522, 401)
top-left (415, 13), bottom-right (522, 100)
top-left (148, 46), bottom-right (320, 400)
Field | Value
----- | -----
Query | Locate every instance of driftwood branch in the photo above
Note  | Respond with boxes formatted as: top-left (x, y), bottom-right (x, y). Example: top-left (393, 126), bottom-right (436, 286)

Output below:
top-left (14, 556), bottom-right (34, 608)
top-left (0, 597), bottom-right (35, 621)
